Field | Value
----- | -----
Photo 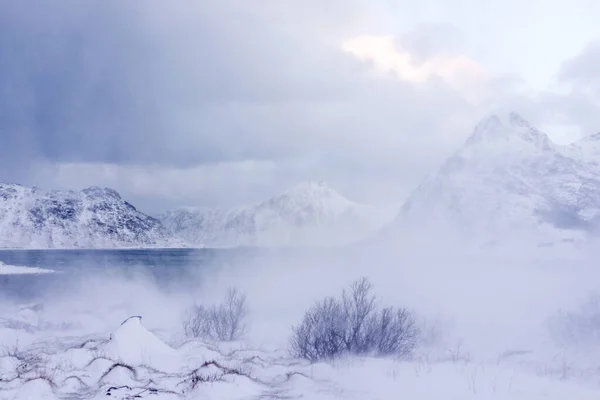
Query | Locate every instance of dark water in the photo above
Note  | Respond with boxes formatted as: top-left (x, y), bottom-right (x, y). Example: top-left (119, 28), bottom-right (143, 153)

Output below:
top-left (0, 246), bottom-right (343, 300)
top-left (0, 248), bottom-right (262, 270)
top-left (0, 248), bottom-right (266, 300)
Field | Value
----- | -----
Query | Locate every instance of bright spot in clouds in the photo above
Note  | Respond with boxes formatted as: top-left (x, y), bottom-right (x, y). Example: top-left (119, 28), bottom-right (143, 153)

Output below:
top-left (342, 35), bottom-right (490, 104)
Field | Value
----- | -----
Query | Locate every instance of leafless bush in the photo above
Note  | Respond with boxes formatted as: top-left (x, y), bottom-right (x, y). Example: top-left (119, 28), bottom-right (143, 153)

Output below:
top-left (1, 341), bottom-right (21, 358)
top-left (0, 341), bottom-right (57, 387)
top-left (291, 277), bottom-right (420, 362)
top-left (184, 287), bottom-right (249, 341)
top-left (178, 360), bottom-right (256, 392)
top-left (2, 341), bottom-right (45, 376)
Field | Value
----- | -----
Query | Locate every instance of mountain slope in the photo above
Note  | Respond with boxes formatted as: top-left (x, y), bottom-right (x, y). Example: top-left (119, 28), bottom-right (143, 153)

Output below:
top-left (568, 132), bottom-right (600, 171)
top-left (158, 181), bottom-right (394, 247)
top-left (390, 113), bottom-right (600, 246)
top-left (0, 184), bottom-right (177, 249)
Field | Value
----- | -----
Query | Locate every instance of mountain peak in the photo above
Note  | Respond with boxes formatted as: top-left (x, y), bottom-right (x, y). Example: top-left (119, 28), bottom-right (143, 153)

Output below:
top-left (507, 112), bottom-right (530, 127)
top-left (283, 180), bottom-right (335, 196)
top-left (273, 180), bottom-right (354, 211)
top-left (464, 112), bottom-right (553, 151)
top-left (465, 114), bottom-right (512, 147)
top-left (82, 186), bottom-right (122, 200)
top-left (157, 180), bottom-right (393, 247)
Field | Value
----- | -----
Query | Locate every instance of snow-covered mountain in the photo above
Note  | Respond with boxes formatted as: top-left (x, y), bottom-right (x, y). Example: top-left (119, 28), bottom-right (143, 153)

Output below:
top-left (389, 113), bottom-right (600, 246)
top-left (0, 184), bottom-right (178, 249)
top-left (568, 132), bottom-right (600, 171)
top-left (158, 181), bottom-right (395, 247)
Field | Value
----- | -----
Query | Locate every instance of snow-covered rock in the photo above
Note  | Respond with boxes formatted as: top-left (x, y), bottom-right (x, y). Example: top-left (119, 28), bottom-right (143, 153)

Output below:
top-left (102, 316), bottom-right (181, 372)
top-left (158, 181), bottom-right (395, 247)
top-left (0, 184), bottom-right (178, 249)
top-left (389, 112), bottom-right (600, 247)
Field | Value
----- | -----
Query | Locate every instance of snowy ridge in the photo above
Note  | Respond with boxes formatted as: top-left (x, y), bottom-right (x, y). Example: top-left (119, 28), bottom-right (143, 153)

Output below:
top-left (391, 112), bottom-right (600, 246)
top-left (158, 181), bottom-right (395, 247)
top-left (568, 132), bottom-right (600, 170)
top-left (0, 184), bottom-right (179, 249)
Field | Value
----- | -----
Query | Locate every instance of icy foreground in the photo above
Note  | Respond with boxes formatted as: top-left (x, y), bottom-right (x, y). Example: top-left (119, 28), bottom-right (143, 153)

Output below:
top-left (0, 185), bottom-right (178, 249)
top-left (2, 316), bottom-right (600, 400)
top-left (158, 181), bottom-right (395, 247)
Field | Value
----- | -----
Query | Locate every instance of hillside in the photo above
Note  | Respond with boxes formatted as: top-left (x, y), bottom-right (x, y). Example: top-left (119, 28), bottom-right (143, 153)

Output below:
top-left (0, 184), bottom-right (177, 249)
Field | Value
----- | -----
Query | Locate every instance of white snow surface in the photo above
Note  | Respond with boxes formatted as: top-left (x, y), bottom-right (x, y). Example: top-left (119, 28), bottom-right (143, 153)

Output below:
top-left (0, 261), bottom-right (55, 275)
top-left (2, 313), bottom-right (600, 400)
top-left (3, 245), bottom-right (600, 399)
top-left (158, 181), bottom-right (395, 247)
top-left (389, 112), bottom-right (600, 247)
top-left (0, 185), bottom-right (180, 249)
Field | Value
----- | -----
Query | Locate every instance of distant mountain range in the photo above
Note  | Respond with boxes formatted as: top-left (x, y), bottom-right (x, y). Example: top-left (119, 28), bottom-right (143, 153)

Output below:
top-left (0, 181), bottom-right (394, 249)
top-left (157, 181), bottom-right (395, 247)
top-left (2, 112), bottom-right (599, 249)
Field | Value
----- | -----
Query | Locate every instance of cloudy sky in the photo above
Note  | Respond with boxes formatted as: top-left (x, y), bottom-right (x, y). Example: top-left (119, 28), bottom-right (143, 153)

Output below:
top-left (1, 0), bottom-right (599, 213)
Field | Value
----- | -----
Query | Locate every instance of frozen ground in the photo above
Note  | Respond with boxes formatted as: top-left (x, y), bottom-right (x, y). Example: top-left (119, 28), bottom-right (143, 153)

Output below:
top-left (2, 247), bottom-right (600, 399)
top-left (2, 315), bottom-right (600, 400)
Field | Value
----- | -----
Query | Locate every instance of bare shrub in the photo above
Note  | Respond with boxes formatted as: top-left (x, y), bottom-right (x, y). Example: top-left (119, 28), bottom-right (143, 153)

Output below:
top-left (289, 297), bottom-right (346, 361)
top-left (184, 287), bottom-right (248, 341)
top-left (0, 341), bottom-right (57, 387)
top-left (178, 360), bottom-right (254, 391)
top-left (291, 277), bottom-right (420, 362)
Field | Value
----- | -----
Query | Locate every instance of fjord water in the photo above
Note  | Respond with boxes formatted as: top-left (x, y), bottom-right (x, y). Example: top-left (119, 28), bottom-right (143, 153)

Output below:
top-left (0, 248), bottom-right (231, 271)
top-left (0, 248), bottom-right (259, 299)
top-left (0, 246), bottom-right (340, 301)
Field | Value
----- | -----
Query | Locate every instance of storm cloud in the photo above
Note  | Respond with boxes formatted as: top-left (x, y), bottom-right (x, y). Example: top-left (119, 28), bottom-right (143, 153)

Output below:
top-left (1, 0), bottom-right (599, 210)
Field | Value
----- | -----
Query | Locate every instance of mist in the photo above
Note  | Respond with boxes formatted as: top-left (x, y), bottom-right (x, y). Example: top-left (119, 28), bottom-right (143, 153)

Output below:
top-left (2, 1), bottom-right (600, 398)
top-left (3, 235), bottom-right (600, 398)
top-left (2, 242), bottom-right (598, 359)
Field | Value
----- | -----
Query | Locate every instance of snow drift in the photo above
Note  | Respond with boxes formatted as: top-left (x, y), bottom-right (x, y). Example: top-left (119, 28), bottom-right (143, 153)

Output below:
top-left (3, 313), bottom-right (600, 400)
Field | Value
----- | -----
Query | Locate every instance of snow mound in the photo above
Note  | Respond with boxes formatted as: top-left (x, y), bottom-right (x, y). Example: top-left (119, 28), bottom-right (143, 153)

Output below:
top-left (100, 316), bottom-right (179, 370)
